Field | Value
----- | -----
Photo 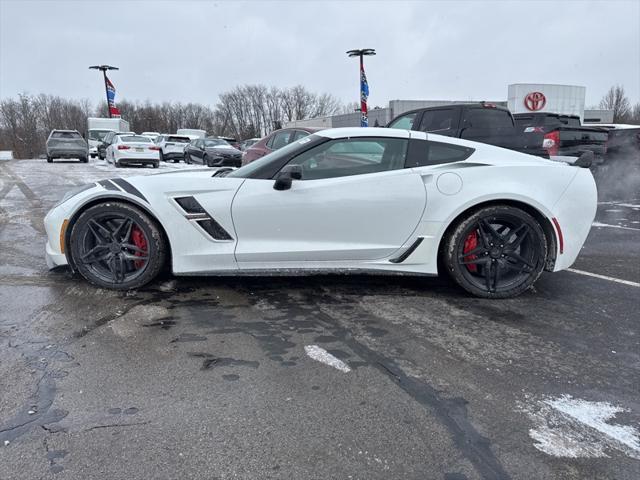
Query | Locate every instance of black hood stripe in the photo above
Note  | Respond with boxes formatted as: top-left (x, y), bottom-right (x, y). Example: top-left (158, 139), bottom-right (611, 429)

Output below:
top-left (110, 178), bottom-right (147, 202)
top-left (97, 179), bottom-right (120, 191)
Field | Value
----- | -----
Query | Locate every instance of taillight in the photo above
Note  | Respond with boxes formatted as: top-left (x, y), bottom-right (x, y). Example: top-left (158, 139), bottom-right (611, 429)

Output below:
top-left (117, 145), bottom-right (130, 150)
top-left (149, 146), bottom-right (160, 151)
top-left (543, 131), bottom-right (560, 156)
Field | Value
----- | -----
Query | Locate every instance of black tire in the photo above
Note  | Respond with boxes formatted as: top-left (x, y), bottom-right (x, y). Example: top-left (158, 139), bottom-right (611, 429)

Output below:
top-left (81, 157), bottom-right (88, 163)
top-left (69, 202), bottom-right (167, 290)
top-left (159, 151), bottom-right (164, 162)
top-left (115, 160), bottom-right (122, 168)
top-left (204, 155), bottom-right (213, 167)
top-left (152, 162), bottom-right (159, 168)
top-left (47, 156), bottom-right (53, 163)
top-left (443, 205), bottom-right (547, 299)
top-left (185, 154), bottom-right (190, 164)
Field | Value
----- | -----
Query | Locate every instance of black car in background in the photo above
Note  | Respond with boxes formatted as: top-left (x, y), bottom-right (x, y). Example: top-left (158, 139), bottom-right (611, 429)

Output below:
top-left (387, 103), bottom-right (544, 157)
top-left (183, 138), bottom-right (242, 167)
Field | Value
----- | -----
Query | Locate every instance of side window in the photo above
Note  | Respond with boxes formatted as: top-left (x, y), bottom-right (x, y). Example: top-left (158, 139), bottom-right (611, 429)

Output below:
top-left (463, 109), bottom-right (513, 128)
top-left (268, 131), bottom-right (292, 150)
top-left (406, 140), bottom-right (474, 167)
top-left (419, 109), bottom-right (455, 132)
top-left (292, 130), bottom-right (309, 141)
top-left (388, 112), bottom-right (418, 130)
top-left (287, 137), bottom-right (408, 180)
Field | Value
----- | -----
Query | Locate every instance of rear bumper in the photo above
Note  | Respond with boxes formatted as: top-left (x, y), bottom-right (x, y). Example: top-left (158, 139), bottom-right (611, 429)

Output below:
top-left (116, 158), bottom-right (159, 165)
top-left (163, 152), bottom-right (184, 160)
top-left (48, 148), bottom-right (88, 158)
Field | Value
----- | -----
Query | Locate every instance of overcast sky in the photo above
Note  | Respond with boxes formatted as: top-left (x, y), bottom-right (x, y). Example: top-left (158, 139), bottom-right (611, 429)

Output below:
top-left (1, 0), bottom-right (638, 109)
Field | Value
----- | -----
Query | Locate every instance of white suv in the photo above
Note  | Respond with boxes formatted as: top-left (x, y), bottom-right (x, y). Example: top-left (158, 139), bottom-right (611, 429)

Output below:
top-left (156, 135), bottom-right (191, 163)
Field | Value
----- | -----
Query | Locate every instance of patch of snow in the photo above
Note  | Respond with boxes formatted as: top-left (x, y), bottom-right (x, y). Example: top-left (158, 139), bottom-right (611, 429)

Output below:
top-left (592, 222), bottom-right (640, 231)
top-left (522, 395), bottom-right (640, 459)
top-left (304, 345), bottom-right (351, 373)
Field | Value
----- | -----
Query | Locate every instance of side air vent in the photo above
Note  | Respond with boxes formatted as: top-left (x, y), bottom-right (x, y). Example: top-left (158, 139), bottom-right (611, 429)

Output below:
top-left (197, 219), bottom-right (233, 241)
top-left (175, 196), bottom-right (206, 214)
top-left (173, 195), bottom-right (234, 241)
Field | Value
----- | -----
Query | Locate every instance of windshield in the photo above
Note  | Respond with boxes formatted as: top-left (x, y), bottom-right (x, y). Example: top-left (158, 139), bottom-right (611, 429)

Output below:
top-left (227, 134), bottom-right (322, 178)
top-left (88, 129), bottom-right (112, 141)
top-left (119, 135), bottom-right (151, 143)
top-left (167, 136), bottom-right (190, 143)
top-left (203, 139), bottom-right (229, 147)
top-left (52, 131), bottom-right (81, 139)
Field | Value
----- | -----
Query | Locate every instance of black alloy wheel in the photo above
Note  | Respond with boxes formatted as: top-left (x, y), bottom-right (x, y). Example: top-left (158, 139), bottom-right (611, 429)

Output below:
top-left (69, 202), bottom-right (166, 289)
top-left (443, 205), bottom-right (547, 298)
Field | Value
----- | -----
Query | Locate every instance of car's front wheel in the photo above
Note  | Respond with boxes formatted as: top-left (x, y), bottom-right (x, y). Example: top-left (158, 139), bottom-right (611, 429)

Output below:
top-left (443, 205), bottom-right (547, 298)
top-left (69, 202), bottom-right (167, 290)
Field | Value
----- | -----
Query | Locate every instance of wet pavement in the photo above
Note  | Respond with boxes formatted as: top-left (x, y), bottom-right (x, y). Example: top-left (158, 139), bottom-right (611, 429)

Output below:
top-left (1, 158), bottom-right (639, 479)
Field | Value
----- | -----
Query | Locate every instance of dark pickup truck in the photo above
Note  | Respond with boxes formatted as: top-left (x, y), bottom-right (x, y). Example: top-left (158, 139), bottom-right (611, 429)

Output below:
top-left (387, 103), bottom-right (545, 156)
top-left (387, 104), bottom-right (609, 160)
top-left (513, 113), bottom-right (609, 159)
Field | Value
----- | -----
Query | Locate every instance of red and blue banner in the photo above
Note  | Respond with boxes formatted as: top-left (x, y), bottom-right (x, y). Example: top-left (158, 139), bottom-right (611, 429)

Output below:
top-left (105, 76), bottom-right (121, 117)
top-left (360, 60), bottom-right (369, 127)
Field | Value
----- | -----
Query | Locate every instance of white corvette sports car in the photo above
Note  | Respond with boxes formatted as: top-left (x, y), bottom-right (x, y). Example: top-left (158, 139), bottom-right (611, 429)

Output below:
top-left (44, 128), bottom-right (597, 298)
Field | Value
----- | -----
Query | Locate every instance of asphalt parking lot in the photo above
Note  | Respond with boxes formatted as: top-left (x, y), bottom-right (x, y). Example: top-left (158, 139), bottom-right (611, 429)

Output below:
top-left (1, 158), bottom-right (639, 480)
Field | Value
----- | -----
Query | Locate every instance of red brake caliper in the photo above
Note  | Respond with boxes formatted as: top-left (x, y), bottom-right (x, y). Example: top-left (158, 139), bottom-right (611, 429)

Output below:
top-left (463, 230), bottom-right (478, 273)
top-left (130, 225), bottom-right (148, 269)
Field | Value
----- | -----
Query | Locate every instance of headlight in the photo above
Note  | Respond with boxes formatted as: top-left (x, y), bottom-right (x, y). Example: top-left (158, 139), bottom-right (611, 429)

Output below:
top-left (53, 183), bottom-right (95, 208)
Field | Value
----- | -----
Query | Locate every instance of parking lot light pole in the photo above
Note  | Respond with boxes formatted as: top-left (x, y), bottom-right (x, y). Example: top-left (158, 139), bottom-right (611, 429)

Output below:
top-left (346, 49), bottom-right (375, 127)
top-left (89, 65), bottom-right (119, 118)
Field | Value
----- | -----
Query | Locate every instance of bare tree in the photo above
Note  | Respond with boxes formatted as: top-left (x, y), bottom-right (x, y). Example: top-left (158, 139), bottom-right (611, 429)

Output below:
top-left (599, 85), bottom-right (631, 123)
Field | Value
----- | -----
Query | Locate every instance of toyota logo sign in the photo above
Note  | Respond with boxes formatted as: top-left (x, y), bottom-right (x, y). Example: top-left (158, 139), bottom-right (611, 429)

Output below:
top-left (524, 92), bottom-right (546, 111)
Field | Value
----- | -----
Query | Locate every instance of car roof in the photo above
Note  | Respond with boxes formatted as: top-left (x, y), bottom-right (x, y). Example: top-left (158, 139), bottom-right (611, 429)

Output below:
top-left (316, 127), bottom-right (411, 139)
top-left (51, 129), bottom-right (79, 133)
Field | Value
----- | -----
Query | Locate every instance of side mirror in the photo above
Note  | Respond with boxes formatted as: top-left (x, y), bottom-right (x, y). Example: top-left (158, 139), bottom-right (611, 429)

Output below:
top-left (273, 165), bottom-right (302, 190)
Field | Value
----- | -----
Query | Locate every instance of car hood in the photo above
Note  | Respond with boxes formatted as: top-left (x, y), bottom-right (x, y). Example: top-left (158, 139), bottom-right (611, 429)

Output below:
top-left (205, 146), bottom-right (241, 155)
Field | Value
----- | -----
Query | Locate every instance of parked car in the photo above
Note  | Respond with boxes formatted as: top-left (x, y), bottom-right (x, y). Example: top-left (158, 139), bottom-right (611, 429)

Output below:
top-left (239, 138), bottom-right (260, 151)
top-left (184, 138), bottom-right (242, 167)
top-left (156, 135), bottom-right (191, 162)
top-left (45, 127), bottom-right (597, 299)
top-left (513, 113), bottom-right (609, 160)
top-left (387, 103), bottom-right (553, 157)
top-left (87, 117), bottom-right (130, 158)
top-left (242, 127), bottom-right (322, 165)
top-left (46, 130), bottom-right (89, 163)
top-left (98, 131), bottom-right (135, 159)
top-left (582, 123), bottom-right (640, 159)
top-left (105, 134), bottom-right (160, 168)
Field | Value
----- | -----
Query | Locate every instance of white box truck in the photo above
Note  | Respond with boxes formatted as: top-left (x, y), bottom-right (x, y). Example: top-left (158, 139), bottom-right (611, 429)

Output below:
top-left (176, 128), bottom-right (206, 139)
top-left (87, 117), bottom-right (131, 157)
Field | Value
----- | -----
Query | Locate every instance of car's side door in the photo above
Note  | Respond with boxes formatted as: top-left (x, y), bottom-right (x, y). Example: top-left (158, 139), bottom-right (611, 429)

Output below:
top-left (231, 133), bottom-right (427, 266)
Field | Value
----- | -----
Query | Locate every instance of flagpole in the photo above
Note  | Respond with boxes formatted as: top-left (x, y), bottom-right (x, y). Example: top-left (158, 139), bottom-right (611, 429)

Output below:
top-left (89, 65), bottom-right (119, 119)
top-left (346, 49), bottom-right (375, 127)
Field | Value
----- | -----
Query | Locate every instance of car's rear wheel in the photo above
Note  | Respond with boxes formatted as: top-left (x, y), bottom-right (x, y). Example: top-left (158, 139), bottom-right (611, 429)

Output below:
top-left (184, 154), bottom-right (190, 164)
top-left (69, 202), bottom-right (166, 290)
top-left (159, 151), bottom-right (164, 162)
top-left (204, 155), bottom-right (214, 167)
top-left (443, 205), bottom-right (547, 298)
top-left (47, 156), bottom-right (53, 163)
top-left (81, 157), bottom-right (88, 163)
